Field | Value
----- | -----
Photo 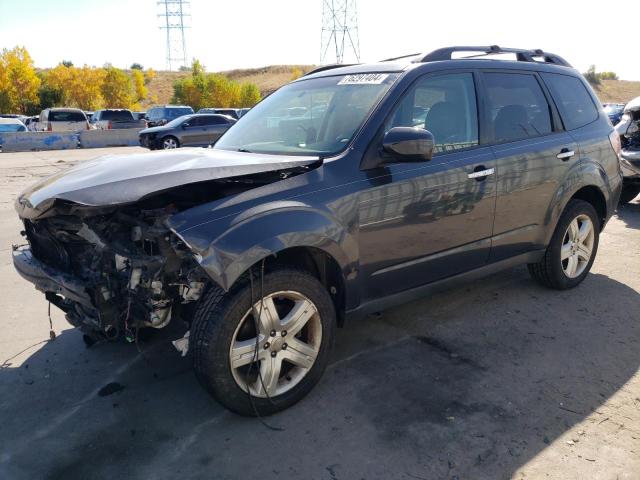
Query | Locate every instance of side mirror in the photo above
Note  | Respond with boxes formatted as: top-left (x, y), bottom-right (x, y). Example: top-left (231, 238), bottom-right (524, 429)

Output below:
top-left (182, 123), bottom-right (189, 129)
top-left (382, 127), bottom-right (434, 161)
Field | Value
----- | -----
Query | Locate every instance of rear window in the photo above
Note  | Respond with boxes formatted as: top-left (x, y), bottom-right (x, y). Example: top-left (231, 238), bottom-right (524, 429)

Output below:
top-left (100, 110), bottom-right (133, 121)
top-left (541, 73), bottom-right (599, 130)
top-left (166, 107), bottom-right (193, 120)
top-left (483, 73), bottom-right (552, 143)
top-left (49, 110), bottom-right (86, 122)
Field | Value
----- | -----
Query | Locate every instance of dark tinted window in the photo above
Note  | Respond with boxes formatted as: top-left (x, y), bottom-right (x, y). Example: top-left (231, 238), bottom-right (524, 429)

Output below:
top-left (166, 107), bottom-right (193, 120)
top-left (483, 73), bottom-right (552, 143)
top-left (100, 110), bottom-right (134, 121)
top-left (541, 73), bottom-right (598, 130)
top-left (49, 110), bottom-right (86, 122)
top-left (199, 115), bottom-right (227, 125)
top-left (387, 72), bottom-right (479, 154)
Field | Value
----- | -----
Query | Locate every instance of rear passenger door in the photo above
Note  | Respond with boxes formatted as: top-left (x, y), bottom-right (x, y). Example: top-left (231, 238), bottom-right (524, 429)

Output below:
top-left (481, 71), bottom-right (578, 261)
top-left (201, 116), bottom-right (230, 145)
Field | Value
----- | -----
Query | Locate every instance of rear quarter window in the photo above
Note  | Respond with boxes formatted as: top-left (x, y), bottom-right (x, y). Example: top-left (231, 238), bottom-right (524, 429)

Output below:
top-left (540, 73), bottom-right (599, 130)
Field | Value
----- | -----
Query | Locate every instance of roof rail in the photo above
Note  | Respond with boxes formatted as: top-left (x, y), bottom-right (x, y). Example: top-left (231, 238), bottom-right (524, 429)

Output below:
top-left (415, 45), bottom-right (572, 67)
top-left (380, 53), bottom-right (421, 62)
top-left (302, 64), bottom-right (358, 77)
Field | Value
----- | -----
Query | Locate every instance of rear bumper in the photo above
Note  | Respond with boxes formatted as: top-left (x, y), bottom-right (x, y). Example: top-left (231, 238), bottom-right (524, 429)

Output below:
top-left (12, 245), bottom-right (93, 308)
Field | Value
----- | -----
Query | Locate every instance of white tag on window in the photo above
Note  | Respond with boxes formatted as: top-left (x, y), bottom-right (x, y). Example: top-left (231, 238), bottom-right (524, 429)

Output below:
top-left (337, 73), bottom-right (389, 85)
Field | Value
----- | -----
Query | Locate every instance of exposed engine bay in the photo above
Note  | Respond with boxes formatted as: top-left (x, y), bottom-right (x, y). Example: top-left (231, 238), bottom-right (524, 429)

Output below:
top-left (14, 164), bottom-right (314, 342)
top-left (618, 97), bottom-right (640, 153)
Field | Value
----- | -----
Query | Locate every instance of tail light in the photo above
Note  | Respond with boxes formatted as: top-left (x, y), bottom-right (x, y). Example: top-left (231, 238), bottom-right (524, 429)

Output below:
top-left (47, 122), bottom-right (52, 132)
top-left (107, 120), bottom-right (112, 130)
top-left (609, 130), bottom-right (621, 157)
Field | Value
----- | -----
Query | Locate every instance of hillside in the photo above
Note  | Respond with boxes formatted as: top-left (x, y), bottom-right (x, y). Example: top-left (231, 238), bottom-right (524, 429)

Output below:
top-left (591, 79), bottom-right (640, 103)
top-left (144, 67), bottom-right (640, 107)
top-left (144, 65), bottom-right (315, 106)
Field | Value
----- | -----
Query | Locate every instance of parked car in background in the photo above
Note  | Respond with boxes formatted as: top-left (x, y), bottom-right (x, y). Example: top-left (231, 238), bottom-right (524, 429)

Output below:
top-left (12, 45), bottom-right (623, 416)
top-left (197, 108), bottom-right (247, 119)
top-left (38, 108), bottom-right (90, 132)
top-left (133, 111), bottom-right (147, 121)
top-left (84, 111), bottom-right (94, 122)
top-left (146, 105), bottom-right (194, 127)
top-left (0, 117), bottom-right (27, 132)
top-left (91, 109), bottom-right (147, 130)
top-left (603, 103), bottom-right (625, 126)
top-left (616, 96), bottom-right (640, 203)
top-left (138, 113), bottom-right (236, 149)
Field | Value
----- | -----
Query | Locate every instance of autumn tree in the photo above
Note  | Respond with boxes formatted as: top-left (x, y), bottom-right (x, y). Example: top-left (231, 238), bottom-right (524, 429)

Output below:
top-left (132, 69), bottom-right (147, 105)
top-left (172, 59), bottom-right (262, 110)
top-left (143, 68), bottom-right (155, 85)
top-left (101, 66), bottom-right (133, 108)
top-left (238, 83), bottom-right (261, 107)
top-left (42, 64), bottom-right (105, 110)
top-left (0, 46), bottom-right (41, 114)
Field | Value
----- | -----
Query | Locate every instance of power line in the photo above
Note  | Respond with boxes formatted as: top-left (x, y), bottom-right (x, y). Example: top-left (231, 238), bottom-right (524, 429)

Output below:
top-left (158, 0), bottom-right (190, 71)
top-left (320, 0), bottom-right (361, 64)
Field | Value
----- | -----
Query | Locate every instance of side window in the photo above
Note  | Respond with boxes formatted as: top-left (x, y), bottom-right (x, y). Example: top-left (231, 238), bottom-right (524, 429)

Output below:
top-left (200, 116), bottom-right (223, 125)
top-left (483, 73), bottom-right (552, 143)
top-left (186, 117), bottom-right (200, 126)
top-left (387, 72), bottom-right (479, 154)
top-left (540, 73), bottom-right (598, 130)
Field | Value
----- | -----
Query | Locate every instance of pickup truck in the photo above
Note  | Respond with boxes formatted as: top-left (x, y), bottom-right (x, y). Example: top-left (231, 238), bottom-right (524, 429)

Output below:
top-left (91, 109), bottom-right (147, 130)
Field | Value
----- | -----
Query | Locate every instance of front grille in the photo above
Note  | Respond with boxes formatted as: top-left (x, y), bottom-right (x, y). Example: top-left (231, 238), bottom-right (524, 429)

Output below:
top-left (24, 220), bottom-right (72, 272)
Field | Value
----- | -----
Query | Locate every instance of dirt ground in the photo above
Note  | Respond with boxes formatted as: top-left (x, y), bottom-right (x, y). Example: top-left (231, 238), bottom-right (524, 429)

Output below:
top-left (0, 147), bottom-right (638, 480)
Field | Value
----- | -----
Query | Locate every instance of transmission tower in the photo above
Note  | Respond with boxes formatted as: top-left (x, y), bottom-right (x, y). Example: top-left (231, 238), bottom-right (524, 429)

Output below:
top-left (158, 0), bottom-right (190, 71)
top-left (320, 0), bottom-right (361, 64)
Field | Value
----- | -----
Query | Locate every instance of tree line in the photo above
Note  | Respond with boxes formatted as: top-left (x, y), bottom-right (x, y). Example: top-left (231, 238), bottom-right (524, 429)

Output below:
top-left (171, 60), bottom-right (261, 111)
top-left (0, 46), bottom-right (262, 115)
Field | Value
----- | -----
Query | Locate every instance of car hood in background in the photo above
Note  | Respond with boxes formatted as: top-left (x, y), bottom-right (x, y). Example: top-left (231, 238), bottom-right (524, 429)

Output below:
top-left (139, 125), bottom-right (171, 135)
top-left (16, 148), bottom-right (319, 219)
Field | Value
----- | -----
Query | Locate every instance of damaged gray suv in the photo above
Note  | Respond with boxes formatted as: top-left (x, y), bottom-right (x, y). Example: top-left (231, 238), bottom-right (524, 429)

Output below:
top-left (13, 46), bottom-right (623, 415)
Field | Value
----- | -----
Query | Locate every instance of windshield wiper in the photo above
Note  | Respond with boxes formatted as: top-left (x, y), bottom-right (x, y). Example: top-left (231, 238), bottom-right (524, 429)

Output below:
top-left (237, 148), bottom-right (253, 153)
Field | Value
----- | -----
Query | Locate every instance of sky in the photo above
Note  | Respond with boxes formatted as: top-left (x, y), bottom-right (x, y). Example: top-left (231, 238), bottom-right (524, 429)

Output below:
top-left (1, 0), bottom-right (638, 80)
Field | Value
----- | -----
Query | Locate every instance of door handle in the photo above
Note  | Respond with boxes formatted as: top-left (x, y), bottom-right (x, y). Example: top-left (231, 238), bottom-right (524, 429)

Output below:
top-left (468, 167), bottom-right (495, 180)
top-left (557, 148), bottom-right (575, 160)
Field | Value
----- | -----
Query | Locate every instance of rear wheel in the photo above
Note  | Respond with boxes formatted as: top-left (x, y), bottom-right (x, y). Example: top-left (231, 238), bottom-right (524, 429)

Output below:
top-left (161, 136), bottom-right (179, 149)
top-left (528, 199), bottom-right (599, 290)
top-left (191, 268), bottom-right (336, 416)
top-left (619, 184), bottom-right (640, 204)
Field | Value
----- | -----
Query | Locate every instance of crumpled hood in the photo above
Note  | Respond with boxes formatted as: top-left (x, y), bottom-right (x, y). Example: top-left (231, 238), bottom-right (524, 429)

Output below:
top-left (16, 148), bottom-right (319, 219)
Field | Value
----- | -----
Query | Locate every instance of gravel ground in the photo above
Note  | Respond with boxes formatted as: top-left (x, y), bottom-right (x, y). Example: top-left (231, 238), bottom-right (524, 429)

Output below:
top-left (0, 147), bottom-right (638, 480)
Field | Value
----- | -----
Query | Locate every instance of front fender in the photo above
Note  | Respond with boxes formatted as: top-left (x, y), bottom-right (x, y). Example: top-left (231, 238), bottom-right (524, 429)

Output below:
top-left (173, 201), bottom-right (358, 291)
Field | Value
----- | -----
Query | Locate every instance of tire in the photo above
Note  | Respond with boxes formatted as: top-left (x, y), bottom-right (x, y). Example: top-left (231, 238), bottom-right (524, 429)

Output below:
top-left (191, 268), bottom-right (336, 416)
top-left (528, 199), bottom-right (599, 290)
top-left (619, 184), bottom-right (640, 204)
top-left (161, 136), bottom-right (179, 149)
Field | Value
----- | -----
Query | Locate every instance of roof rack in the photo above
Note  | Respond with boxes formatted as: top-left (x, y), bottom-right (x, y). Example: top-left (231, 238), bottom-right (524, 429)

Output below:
top-left (380, 53), bottom-right (421, 62)
top-left (414, 45), bottom-right (572, 67)
top-left (302, 64), bottom-right (357, 77)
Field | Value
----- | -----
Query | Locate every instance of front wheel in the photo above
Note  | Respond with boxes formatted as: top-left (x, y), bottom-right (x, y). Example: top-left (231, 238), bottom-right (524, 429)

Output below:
top-left (528, 199), bottom-right (599, 290)
top-left (161, 136), bottom-right (179, 149)
top-left (191, 268), bottom-right (336, 416)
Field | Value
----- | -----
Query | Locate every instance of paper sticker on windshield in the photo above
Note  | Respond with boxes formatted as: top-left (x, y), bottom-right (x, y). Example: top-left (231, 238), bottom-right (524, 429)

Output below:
top-left (338, 73), bottom-right (389, 85)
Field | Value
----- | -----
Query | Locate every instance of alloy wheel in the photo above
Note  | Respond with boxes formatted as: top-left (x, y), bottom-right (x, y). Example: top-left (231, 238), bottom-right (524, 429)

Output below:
top-left (163, 137), bottom-right (178, 149)
top-left (561, 214), bottom-right (594, 278)
top-left (229, 291), bottom-right (322, 398)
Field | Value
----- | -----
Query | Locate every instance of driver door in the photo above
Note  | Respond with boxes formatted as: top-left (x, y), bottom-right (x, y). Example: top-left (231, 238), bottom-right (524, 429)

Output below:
top-left (358, 71), bottom-right (498, 300)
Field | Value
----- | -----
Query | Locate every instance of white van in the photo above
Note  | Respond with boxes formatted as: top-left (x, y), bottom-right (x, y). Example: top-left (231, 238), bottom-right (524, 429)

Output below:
top-left (39, 108), bottom-right (90, 132)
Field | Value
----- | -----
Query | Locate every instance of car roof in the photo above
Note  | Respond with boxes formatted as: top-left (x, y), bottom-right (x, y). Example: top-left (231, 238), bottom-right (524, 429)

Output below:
top-left (301, 45), bottom-right (578, 81)
top-left (0, 117), bottom-right (25, 124)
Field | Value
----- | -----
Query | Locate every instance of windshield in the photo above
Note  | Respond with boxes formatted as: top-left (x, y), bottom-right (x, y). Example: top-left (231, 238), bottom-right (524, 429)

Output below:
top-left (215, 73), bottom-right (398, 156)
top-left (604, 105), bottom-right (623, 114)
top-left (164, 115), bottom-right (192, 128)
top-left (0, 123), bottom-right (26, 132)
